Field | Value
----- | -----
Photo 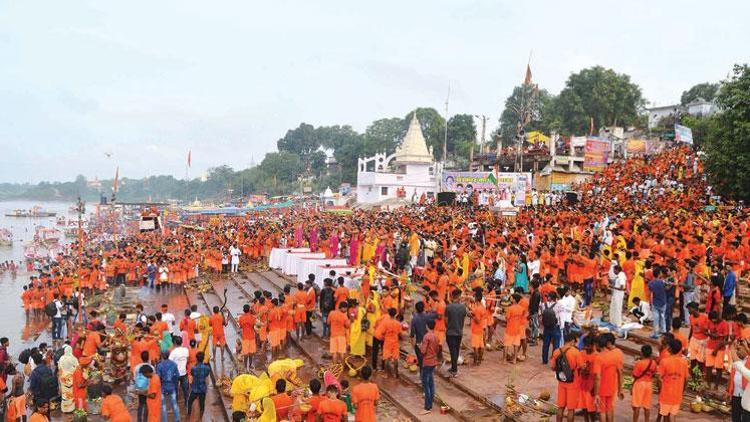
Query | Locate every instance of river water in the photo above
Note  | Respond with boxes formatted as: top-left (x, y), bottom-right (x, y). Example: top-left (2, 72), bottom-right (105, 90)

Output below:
top-left (0, 200), bottom-right (74, 355)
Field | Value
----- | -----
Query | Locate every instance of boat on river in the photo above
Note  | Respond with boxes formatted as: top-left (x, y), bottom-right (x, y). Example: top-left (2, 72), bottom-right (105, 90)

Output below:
top-left (34, 226), bottom-right (62, 244)
top-left (4, 206), bottom-right (57, 217)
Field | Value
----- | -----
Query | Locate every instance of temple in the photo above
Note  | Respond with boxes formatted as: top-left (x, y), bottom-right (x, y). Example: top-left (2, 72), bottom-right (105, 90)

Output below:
top-left (356, 113), bottom-right (440, 204)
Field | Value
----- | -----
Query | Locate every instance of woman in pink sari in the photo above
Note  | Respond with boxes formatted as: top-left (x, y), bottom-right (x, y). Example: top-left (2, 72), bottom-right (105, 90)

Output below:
top-left (329, 230), bottom-right (340, 258)
top-left (309, 226), bottom-right (319, 252)
top-left (294, 224), bottom-right (303, 248)
top-left (348, 233), bottom-right (361, 266)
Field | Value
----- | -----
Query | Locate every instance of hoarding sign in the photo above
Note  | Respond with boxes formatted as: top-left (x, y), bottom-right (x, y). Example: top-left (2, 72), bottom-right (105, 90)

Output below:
top-left (583, 138), bottom-right (610, 172)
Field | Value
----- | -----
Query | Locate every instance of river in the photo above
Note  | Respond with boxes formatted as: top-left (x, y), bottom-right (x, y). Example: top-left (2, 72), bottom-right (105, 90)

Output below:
top-left (0, 200), bottom-right (74, 355)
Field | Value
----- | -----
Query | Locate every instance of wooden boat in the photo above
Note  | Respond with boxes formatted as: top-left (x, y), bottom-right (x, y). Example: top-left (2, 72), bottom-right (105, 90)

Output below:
top-left (4, 206), bottom-right (57, 217)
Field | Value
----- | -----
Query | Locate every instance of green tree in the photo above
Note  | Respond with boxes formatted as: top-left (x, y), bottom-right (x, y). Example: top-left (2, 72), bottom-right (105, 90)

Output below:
top-left (405, 108), bottom-right (445, 160)
top-left (703, 64), bottom-right (750, 201)
top-left (257, 151), bottom-right (302, 190)
top-left (363, 118), bottom-right (405, 156)
top-left (277, 123), bottom-right (320, 156)
top-left (555, 66), bottom-right (645, 135)
top-left (447, 114), bottom-right (477, 160)
top-left (680, 82), bottom-right (719, 105)
top-left (498, 85), bottom-right (555, 147)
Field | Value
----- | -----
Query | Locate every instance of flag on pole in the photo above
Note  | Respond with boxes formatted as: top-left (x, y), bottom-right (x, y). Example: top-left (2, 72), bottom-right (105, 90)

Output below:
top-left (589, 117), bottom-right (595, 136)
top-left (187, 150), bottom-right (192, 168)
top-left (524, 64), bottom-right (532, 85)
top-left (488, 163), bottom-right (500, 186)
top-left (113, 166), bottom-right (120, 194)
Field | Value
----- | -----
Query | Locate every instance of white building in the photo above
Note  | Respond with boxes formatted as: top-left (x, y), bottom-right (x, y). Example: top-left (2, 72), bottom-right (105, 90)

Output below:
top-left (647, 98), bottom-right (718, 129)
top-left (356, 113), bottom-right (440, 204)
top-left (646, 104), bottom-right (681, 129)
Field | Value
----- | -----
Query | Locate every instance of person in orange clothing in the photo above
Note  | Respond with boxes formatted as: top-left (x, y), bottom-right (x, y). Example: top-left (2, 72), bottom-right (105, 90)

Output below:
top-left (378, 308), bottom-right (402, 379)
top-left (318, 384), bottom-right (348, 422)
top-left (550, 332), bottom-right (583, 422)
top-left (238, 304), bottom-right (257, 371)
top-left (28, 399), bottom-right (50, 422)
top-left (670, 319), bottom-right (688, 354)
top-left (334, 278), bottom-right (349, 310)
top-left (469, 290), bottom-right (486, 364)
top-left (687, 303), bottom-right (708, 368)
top-left (72, 362), bottom-right (87, 410)
top-left (267, 298), bottom-right (284, 359)
top-left (504, 293), bottom-right (524, 364)
top-left (351, 365), bottom-right (380, 422)
top-left (578, 336), bottom-right (601, 421)
top-left (271, 379), bottom-right (300, 422)
top-left (303, 378), bottom-right (325, 422)
top-left (428, 290), bottom-right (447, 345)
top-left (101, 384), bottom-right (131, 422)
top-left (294, 283), bottom-right (308, 340)
top-left (657, 339), bottom-right (689, 422)
top-left (141, 365), bottom-right (162, 422)
top-left (328, 302), bottom-right (349, 364)
top-left (209, 305), bottom-right (227, 362)
top-left (704, 310), bottom-right (729, 391)
top-left (597, 333), bottom-right (624, 422)
top-left (631, 345), bottom-right (657, 422)
top-left (179, 309), bottom-right (196, 343)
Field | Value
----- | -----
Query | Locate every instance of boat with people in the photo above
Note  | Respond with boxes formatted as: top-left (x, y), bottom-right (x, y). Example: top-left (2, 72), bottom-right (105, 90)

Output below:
top-left (0, 229), bottom-right (12, 246)
top-left (4, 206), bottom-right (57, 217)
top-left (34, 226), bottom-right (62, 244)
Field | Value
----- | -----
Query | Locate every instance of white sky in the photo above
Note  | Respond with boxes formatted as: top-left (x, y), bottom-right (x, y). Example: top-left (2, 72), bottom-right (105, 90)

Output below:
top-left (1, 0), bottom-right (747, 182)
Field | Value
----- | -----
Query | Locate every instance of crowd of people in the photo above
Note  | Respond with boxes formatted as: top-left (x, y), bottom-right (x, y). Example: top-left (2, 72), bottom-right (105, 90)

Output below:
top-left (0, 145), bottom-right (747, 421)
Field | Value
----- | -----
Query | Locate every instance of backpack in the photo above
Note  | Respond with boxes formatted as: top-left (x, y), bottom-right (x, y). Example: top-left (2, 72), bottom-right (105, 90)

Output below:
top-left (555, 348), bottom-right (575, 384)
top-left (134, 372), bottom-right (149, 392)
top-left (541, 303), bottom-right (558, 330)
top-left (44, 302), bottom-right (57, 318)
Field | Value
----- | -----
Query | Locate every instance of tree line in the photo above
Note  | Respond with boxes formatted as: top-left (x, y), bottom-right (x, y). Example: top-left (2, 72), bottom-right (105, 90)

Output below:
top-left (1, 65), bottom-right (747, 202)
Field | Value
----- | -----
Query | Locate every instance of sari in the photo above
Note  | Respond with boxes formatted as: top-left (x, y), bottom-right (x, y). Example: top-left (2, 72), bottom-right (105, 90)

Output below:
top-left (58, 345), bottom-right (79, 413)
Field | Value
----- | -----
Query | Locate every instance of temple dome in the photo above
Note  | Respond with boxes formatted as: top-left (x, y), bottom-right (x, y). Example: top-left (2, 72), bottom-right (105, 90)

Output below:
top-left (394, 113), bottom-right (433, 165)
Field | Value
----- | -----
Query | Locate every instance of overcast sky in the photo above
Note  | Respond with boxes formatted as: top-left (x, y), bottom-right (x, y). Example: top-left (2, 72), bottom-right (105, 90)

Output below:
top-left (1, 1), bottom-right (747, 183)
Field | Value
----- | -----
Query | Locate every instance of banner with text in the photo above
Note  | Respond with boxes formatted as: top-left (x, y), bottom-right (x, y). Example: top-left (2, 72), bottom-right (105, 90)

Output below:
top-left (583, 138), bottom-right (610, 172)
top-left (674, 124), bottom-right (693, 144)
top-left (442, 171), bottom-right (531, 206)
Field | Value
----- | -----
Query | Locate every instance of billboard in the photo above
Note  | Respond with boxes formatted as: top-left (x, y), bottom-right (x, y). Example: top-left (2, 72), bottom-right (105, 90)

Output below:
top-left (583, 138), bottom-right (610, 172)
top-left (674, 124), bottom-right (693, 144)
top-left (626, 139), bottom-right (648, 156)
top-left (442, 171), bottom-right (531, 206)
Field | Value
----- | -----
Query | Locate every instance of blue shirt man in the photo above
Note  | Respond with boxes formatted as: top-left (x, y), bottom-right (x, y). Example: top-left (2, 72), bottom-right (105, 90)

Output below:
top-left (648, 278), bottom-right (666, 308)
top-left (156, 355), bottom-right (179, 394)
top-left (724, 267), bottom-right (737, 299)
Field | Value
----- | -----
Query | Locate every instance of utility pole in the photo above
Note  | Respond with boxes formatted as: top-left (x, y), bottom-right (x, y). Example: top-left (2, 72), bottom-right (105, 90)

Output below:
top-left (443, 83), bottom-right (450, 164)
top-left (472, 114), bottom-right (488, 171)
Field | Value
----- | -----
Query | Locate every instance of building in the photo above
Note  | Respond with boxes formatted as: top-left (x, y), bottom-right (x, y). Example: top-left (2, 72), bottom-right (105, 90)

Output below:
top-left (356, 113), bottom-right (440, 204)
top-left (646, 104), bottom-right (681, 129)
top-left (647, 98), bottom-right (718, 129)
top-left (685, 98), bottom-right (717, 117)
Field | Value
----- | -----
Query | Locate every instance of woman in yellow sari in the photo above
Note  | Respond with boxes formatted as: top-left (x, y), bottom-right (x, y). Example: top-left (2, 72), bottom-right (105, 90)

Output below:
top-left (364, 291), bottom-right (381, 348)
top-left (348, 304), bottom-right (367, 357)
top-left (627, 258), bottom-right (646, 308)
top-left (196, 315), bottom-right (212, 362)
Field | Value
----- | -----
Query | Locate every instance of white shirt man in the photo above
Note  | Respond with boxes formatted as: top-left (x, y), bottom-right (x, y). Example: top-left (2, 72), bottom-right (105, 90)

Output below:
top-left (169, 341), bottom-right (190, 377)
top-left (610, 267), bottom-right (626, 327)
top-left (230, 245), bottom-right (241, 272)
top-left (161, 306), bottom-right (176, 334)
top-left (527, 258), bottom-right (540, 278)
top-left (557, 292), bottom-right (575, 328)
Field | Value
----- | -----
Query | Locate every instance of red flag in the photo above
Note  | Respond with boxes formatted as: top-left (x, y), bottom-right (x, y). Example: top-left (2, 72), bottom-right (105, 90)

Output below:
top-left (113, 166), bottom-right (119, 194)
top-left (187, 150), bottom-right (192, 168)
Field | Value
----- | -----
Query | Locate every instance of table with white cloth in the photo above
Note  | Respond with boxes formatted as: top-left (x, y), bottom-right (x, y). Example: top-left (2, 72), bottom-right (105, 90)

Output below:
top-left (295, 259), bottom-right (347, 284)
top-left (298, 264), bottom-right (359, 286)
top-left (268, 248), bottom-right (310, 269)
top-left (283, 252), bottom-right (326, 275)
